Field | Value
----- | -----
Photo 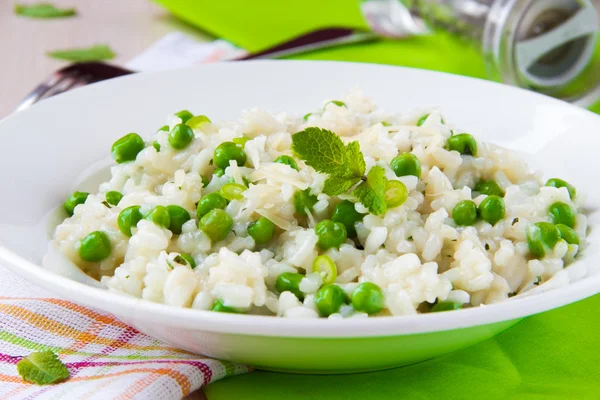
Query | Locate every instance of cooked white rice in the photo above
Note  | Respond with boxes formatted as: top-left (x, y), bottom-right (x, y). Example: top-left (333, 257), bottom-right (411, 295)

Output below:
top-left (52, 90), bottom-right (587, 318)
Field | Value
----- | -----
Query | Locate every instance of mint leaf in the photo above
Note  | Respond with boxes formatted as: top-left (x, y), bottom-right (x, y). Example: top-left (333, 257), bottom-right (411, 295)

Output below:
top-left (352, 166), bottom-right (387, 215)
top-left (47, 45), bottom-right (115, 62)
top-left (345, 141), bottom-right (365, 177)
top-left (17, 351), bottom-right (69, 385)
top-left (292, 127), bottom-right (347, 173)
top-left (293, 128), bottom-right (378, 205)
top-left (15, 3), bottom-right (76, 18)
top-left (323, 168), bottom-right (362, 196)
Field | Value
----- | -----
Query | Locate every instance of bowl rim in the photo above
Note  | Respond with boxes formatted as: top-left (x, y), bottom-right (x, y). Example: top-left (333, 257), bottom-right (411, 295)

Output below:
top-left (2, 60), bottom-right (599, 338)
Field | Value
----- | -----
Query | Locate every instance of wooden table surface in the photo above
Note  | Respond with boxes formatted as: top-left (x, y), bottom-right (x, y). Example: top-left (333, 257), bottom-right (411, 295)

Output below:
top-left (0, 0), bottom-right (213, 118)
top-left (1, 1), bottom-right (215, 398)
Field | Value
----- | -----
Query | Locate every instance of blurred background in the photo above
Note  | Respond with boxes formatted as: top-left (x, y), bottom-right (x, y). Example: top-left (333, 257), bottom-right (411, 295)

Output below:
top-left (2, 0), bottom-right (600, 118)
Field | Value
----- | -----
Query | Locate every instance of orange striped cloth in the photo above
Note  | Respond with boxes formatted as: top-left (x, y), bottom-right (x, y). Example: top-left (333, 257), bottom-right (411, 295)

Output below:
top-left (0, 265), bottom-right (248, 399)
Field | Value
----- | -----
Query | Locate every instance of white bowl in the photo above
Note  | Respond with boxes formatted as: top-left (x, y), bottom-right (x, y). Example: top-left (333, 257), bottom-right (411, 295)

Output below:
top-left (0, 61), bottom-right (599, 373)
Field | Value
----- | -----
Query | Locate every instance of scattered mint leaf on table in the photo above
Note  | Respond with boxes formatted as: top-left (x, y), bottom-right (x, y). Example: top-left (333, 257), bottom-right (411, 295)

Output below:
top-left (17, 350), bottom-right (69, 385)
top-left (292, 127), bottom-right (387, 214)
top-left (14, 3), bottom-right (76, 18)
top-left (47, 45), bottom-right (115, 62)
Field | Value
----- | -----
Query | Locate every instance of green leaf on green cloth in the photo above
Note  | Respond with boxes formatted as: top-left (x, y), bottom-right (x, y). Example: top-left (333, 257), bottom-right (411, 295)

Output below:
top-left (47, 45), bottom-right (115, 62)
top-left (17, 350), bottom-right (70, 385)
top-left (14, 3), bottom-right (76, 18)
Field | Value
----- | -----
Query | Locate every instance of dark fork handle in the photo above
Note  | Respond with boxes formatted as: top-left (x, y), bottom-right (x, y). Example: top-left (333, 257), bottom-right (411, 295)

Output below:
top-left (16, 62), bottom-right (133, 112)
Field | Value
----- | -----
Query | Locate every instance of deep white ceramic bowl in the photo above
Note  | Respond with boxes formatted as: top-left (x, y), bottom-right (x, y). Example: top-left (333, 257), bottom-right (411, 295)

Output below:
top-left (0, 61), bottom-right (598, 373)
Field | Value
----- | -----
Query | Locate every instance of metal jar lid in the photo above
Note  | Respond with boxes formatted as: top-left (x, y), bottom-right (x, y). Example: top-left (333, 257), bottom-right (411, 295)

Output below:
top-left (362, 0), bottom-right (600, 107)
top-left (483, 0), bottom-right (600, 106)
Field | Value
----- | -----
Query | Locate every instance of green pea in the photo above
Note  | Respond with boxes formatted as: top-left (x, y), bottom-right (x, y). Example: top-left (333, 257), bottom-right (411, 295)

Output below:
top-left (213, 142), bottom-right (247, 169)
top-left (331, 200), bottom-right (364, 237)
top-left (274, 155), bottom-right (299, 171)
top-left (158, 125), bottom-right (169, 132)
top-left (312, 255), bottom-right (337, 285)
top-left (431, 301), bottom-right (462, 312)
top-left (111, 133), bottom-right (145, 164)
top-left (527, 222), bottom-right (561, 258)
top-left (324, 100), bottom-right (346, 109)
top-left (275, 272), bottom-right (304, 300)
top-left (447, 133), bottom-right (477, 156)
top-left (248, 217), bottom-right (276, 245)
top-left (178, 253), bottom-right (196, 269)
top-left (219, 183), bottom-right (247, 201)
top-left (417, 114), bottom-right (429, 126)
top-left (548, 202), bottom-right (576, 228)
top-left (152, 141), bottom-right (161, 152)
top-left (174, 109), bottom-right (194, 123)
top-left (211, 299), bottom-right (241, 313)
top-left (199, 209), bottom-right (233, 242)
top-left (166, 205), bottom-right (191, 234)
top-left (545, 178), bottom-right (576, 199)
top-left (117, 205), bottom-right (143, 237)
top-left (64, 191), bottom-right (89, 216)
top-left (390, 153), bottom-right (422, 178)
top-left (452, 200), bottom-right (478, 226)
top-left (78, 231), bottom-right (112, 262)
top-left (315, 220), bottom-right (347, 250)
top-left (232, 136), bottom-right (249, 147)
top-left (294, 188), bottom-right (318, 216)
top-left (384, 180), bottom-right (408, 208)
top-left (144, 205), bottom-right (171, 229)
top-left (196, 192), bottom-right (228, 219)
top-left (315, 285), bottom-right (348, 317)
top-left (186, 115), bottom-right (211, 128)
top-left (478, 195), bottom-right (505, 225)
top-left (168, 124), bottom-right (194, 150)
top-left (474, 180), bottom-right (504, 197)
top-left (351, 282), bottom-right (385, 314)
top-left (214, 167), bottom-right (225, 177)
top-left (556, 224), bottom-right (580, 245)
top-left (105, 191), bottom-right (123, 206)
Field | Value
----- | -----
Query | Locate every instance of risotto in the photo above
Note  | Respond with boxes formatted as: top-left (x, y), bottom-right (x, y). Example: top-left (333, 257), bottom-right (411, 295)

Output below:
top-left (52, 91), bottom-right (586, 318)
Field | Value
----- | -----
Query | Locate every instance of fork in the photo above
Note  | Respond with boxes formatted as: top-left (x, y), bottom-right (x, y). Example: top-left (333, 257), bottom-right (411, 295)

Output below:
top-left (15, 28), bottom-right (383, 112)
top-left (15, 62), bottom-right (133, 112)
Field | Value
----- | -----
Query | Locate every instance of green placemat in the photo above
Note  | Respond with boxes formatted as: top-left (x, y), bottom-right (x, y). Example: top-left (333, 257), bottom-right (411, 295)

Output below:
top-left (153, 1), bottom-right (600, 398)
top-left (204, 296), bottom-right (600, 400)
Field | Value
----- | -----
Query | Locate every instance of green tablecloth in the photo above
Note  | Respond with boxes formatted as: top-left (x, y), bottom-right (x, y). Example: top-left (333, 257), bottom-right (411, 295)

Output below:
top-left (154, 1), bottom-right (600, 398)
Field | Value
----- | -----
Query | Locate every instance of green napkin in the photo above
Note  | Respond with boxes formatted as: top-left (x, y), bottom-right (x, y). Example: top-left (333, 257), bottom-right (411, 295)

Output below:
top-left (153, 1), bottom-right (600, 398)
top-left (205, 296), bottom-right (600, 400)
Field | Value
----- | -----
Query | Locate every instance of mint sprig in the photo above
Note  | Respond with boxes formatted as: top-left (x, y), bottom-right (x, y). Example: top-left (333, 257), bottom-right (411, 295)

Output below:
top-left (353, 166), bottom-right (387, 216)
top-left (17, 350), bottom-right (70, 385)
top-left (292, 127), bottom-right (387, 215)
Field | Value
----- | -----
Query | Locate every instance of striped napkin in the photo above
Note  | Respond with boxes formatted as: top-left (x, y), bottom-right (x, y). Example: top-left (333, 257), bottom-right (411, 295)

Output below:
top-left (0, 264), bottom-right (248, 399)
